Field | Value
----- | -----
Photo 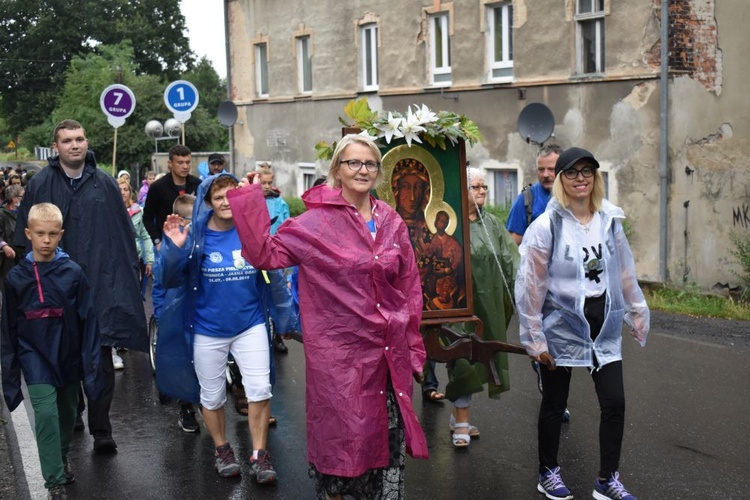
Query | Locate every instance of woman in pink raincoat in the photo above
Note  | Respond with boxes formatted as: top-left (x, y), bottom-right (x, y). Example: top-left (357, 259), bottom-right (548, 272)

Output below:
top-left (228, 134), bottom-right (428, 499)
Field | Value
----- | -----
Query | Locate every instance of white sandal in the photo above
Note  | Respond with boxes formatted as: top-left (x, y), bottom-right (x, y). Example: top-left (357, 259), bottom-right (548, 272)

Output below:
top-left (449, 414), bottom-right (480, 438)
top-left (452, 422), bottom-right (471, 447)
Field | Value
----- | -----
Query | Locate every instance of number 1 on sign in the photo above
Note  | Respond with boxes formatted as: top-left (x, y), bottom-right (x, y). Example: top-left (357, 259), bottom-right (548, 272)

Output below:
top-left (177, 87), bottom-right (185, 100)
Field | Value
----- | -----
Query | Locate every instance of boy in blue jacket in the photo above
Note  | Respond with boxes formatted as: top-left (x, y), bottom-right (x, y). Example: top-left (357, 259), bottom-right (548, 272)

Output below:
top-left (1, 203), bottom-right (102, 500)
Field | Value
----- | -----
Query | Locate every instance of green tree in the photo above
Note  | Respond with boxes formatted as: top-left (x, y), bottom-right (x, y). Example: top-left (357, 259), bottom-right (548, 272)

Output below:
top-left (51, 43), bottom-right (227, 174)
top-left (52, 43), bottom-right (170, 174)
top-left (0, 0), bottom-right (193, 134)
top-left (182, 57), bottom-right (229, 152)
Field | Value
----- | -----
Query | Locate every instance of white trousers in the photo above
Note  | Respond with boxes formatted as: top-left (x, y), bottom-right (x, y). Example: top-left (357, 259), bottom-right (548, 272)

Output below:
top-left (193, 323), bottom-right (272, 410)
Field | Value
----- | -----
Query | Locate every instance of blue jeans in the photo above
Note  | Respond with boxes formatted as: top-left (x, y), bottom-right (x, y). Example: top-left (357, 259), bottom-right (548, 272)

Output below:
top-left (422, 359), bottom-right (440, 393)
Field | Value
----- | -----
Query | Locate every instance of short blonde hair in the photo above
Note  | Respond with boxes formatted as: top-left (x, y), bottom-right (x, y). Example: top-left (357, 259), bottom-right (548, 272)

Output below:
top-left (256, 166), bottom-right (273, 178)
top-left (173, 194), bottom-right (196, 218)
top-left (28, 203), bottom-right (63, 227)
top-left (552, 168), bottom-right (605, 213)
top-left (326, 134), bottom-right (382, 189)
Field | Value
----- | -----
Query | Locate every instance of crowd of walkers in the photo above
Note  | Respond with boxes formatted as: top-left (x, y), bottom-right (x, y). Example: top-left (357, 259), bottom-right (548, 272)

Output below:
top-left (1, 120), bottom-right (649, 500)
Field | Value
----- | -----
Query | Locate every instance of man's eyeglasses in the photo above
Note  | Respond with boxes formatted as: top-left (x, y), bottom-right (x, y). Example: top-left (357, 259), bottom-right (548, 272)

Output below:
top-left (340, 159), bottom-right (381, 172)
top-left (562, 166), bottom-right (595, 180)
top-left (470, 185), bottom-right (489, 191)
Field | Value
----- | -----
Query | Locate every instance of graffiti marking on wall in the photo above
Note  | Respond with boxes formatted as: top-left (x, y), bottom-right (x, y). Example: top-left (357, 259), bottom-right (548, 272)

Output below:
top-left (733, 204), bottom-right (750, 228)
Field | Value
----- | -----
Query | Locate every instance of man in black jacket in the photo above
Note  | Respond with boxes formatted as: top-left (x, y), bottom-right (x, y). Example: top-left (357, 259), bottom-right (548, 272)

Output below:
top-left (143, 145), bottom-right (201, 248)
top-left (14, 119), bottom-right (147, 454)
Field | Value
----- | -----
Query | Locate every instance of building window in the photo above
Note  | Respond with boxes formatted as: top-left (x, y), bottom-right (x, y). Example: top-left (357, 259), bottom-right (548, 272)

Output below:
top-left (297, 163), bottom-right (317, 195)
top-left (255, 43), bottom-right (269, 98)
top-left (575, 0), bottom-right (605, 74)
top-left (430, 13), bottom-right (451, 86)
top-left (360, 24), bottom-right (379, 91)
top-left (487, 3), bottom-right (513, 82)
top-left (297, 36), bottom-right (313, 94)
top-left (486, 168), bottom-right (518, 208)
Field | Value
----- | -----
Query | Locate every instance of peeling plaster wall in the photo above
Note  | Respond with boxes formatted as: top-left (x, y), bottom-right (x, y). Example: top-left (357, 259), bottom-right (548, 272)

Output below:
top-left (666, 0), bottom-right (750, 287)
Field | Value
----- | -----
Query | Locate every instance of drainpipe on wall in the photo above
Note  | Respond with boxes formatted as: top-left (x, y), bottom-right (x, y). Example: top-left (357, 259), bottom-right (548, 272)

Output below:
top-left (659, 0), bottom-right (669, 282)
top-left (224, 0), bottom-right (235, 176)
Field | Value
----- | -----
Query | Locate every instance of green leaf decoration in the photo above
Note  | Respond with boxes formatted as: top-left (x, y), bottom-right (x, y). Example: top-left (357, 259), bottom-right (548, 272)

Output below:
top-left (315, 141), bottom-right (335, 161)
top-left (344, 97), bottom-right (375, 125)
top-left (316, 99), bottom-right (482, 159)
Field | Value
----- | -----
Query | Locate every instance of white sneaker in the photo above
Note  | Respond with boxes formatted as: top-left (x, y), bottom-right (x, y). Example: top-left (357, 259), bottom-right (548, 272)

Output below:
top-left (112, 348), bottom-right (124, 370)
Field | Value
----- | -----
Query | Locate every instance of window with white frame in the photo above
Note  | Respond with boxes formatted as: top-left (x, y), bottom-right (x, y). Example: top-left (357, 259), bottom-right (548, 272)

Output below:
top-left (360, 23), bottom-right (379, 91)
top-left (485, 168), bottom-right (518, 208)
top-left (255, 43), bottom-right (269, 98)
top-left (487, 3), bottom-right (513, 82)
top-left (297, 163), bottom-right (317, 195)
top-left (575, 0), bottom-right (605, 74)
top-left (430, 13), bottom-right (451, 86)
top-left (297, 36), bottom-right (313, 94)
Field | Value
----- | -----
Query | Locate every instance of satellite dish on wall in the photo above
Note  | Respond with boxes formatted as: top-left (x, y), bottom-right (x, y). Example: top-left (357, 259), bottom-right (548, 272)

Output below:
top-left (517, 103), bottom-right (555, 146)
top-left (218, 100), bottom-right (238, 127)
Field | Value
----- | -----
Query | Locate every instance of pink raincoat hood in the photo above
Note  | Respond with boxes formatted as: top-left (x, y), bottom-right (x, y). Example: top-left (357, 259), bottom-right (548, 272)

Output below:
top-left (228, 184), bottom-right (428, 476)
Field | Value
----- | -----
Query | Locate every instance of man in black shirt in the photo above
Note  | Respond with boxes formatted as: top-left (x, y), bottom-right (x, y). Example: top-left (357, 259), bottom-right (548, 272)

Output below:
top-left (143, 145), bottom-right (201, 248)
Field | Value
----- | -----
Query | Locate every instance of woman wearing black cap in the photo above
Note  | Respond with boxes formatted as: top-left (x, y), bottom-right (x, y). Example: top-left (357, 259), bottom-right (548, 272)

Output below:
top-left (515, 147), bottom-right (650, 500)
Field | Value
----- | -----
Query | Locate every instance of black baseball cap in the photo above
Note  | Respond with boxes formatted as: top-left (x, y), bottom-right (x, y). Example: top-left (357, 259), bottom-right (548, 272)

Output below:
top-left (208, 153), bottom-right (225, 165)
top-left (554, 147), bottom-right (600, 176)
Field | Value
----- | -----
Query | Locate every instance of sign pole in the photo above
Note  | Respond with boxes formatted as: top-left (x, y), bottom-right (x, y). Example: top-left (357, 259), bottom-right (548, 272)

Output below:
top-left (100, 83), bottom-right (136, 176)
top-left (112, 128), bottom-right (118, 176)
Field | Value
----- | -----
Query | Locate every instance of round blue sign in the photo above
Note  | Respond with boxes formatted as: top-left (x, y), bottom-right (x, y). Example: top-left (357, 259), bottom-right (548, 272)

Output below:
top-left (164, 80), bottom-right (200, 114)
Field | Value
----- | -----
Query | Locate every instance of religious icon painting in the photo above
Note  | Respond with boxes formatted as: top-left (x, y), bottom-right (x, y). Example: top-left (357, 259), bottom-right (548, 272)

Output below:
top-left (375, 140), bottom-right (474, 319)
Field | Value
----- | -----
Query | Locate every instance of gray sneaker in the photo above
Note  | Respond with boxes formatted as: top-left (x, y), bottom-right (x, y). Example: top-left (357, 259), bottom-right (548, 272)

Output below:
top-left (48, 485), bottom-right (67, 500)
top-left (249, 449), bottom-right (277, 484)
top-left (214, 443), bottom-right (241, 477)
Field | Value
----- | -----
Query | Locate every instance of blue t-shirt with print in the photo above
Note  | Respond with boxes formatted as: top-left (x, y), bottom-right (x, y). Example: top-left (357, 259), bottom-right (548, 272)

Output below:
top-left (505, 182), bottom-right (552, 236)
top-left (194, 227), bottom-right (265, 337)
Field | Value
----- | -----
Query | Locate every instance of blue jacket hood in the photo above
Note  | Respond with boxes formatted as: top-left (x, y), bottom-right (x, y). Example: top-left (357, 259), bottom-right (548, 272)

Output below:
top-left (25, 247), bottom-right (69, 263)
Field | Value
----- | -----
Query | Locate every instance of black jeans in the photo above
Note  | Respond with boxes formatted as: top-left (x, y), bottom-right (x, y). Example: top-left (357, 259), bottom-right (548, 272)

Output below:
top-left (537, 294), bottom-right (625, 478)
top-left (77, 345), bottom-right (115, 437)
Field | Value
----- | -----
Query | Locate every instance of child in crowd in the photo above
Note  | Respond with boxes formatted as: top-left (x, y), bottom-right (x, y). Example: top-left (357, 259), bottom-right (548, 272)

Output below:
top-left (257, 164), bottom-right (291, 354)
top-left (1, 203), bottom-right (102, 500)
top-left (138, 171), bottom-right (156, 206)
top-left (151, 194), bottom-right (201, 432)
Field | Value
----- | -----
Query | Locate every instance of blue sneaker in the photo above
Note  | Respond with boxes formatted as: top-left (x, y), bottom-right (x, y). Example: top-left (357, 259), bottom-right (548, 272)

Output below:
top-left (593, 472), bottom-right (637, 500)
top-left (537, 466), bottom-right (573, 500)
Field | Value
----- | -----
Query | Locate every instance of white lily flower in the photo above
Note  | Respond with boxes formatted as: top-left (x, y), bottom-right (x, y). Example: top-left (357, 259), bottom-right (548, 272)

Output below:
top-left (358, 129), bottom-right (378, 140)
top-left (375, 112), bottom-right (404, 144)
top-left (400, 107), bottom-right (426, 147)
top-left (413, 103), bottom-right (438, 125)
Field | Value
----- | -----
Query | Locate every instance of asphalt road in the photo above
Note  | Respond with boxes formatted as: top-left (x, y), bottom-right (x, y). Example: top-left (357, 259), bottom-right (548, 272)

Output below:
top-left (2, 310), bottom-right (749, 499)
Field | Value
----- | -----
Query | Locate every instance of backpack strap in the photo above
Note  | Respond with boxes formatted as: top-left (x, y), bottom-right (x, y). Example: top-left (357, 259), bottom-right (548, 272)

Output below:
top-left (522, 184), bottom-right (534, 227)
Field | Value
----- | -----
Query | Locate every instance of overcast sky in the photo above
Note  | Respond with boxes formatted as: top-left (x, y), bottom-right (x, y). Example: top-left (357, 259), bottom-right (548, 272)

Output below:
top-left (181, 0), bottom-right (227, 78)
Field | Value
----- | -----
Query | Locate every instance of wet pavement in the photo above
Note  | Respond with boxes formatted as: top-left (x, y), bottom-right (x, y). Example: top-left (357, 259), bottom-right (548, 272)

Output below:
top-left (3, 311), bottom-right (750, 499)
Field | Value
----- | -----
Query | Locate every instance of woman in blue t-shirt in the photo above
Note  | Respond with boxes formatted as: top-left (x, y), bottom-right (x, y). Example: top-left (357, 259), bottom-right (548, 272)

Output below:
top-left (160, 174), bottom-right (276, 484)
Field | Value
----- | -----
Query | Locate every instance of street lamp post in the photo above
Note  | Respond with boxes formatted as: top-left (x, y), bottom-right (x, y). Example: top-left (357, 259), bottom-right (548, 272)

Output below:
top-left (145, 119), bottom-right (182, 174)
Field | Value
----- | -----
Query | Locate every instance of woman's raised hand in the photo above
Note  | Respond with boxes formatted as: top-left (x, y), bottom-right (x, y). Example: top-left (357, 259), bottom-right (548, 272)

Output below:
top-left (163, 214), bottom-right (188, 248)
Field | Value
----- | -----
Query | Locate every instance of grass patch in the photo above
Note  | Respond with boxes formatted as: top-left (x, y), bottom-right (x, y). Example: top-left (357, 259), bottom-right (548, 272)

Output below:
top-left (643, 284), bottom-right (750, 321)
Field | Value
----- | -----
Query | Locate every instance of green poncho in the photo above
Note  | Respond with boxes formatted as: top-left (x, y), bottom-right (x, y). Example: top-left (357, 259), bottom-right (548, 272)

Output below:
top-left (445, 209), bottom-right (519, 400)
